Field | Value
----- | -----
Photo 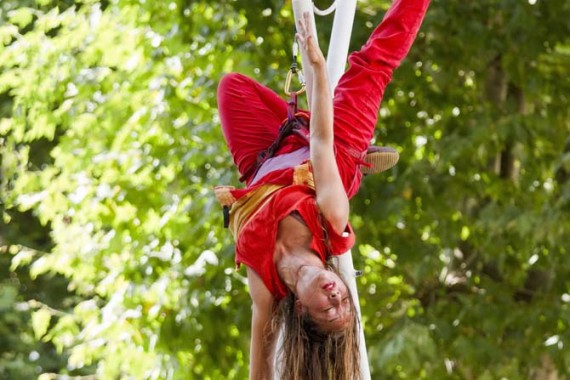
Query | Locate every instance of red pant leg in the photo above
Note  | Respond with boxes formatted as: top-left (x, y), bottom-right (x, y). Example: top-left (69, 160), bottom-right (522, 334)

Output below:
top-left (332, 0), bottom-right (431, 197)
top-left (217, 73), bottom-right (289, 181)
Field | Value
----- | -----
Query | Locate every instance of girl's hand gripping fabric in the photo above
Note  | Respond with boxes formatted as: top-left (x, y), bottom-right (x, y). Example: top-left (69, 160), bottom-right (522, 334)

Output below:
top-left (296, 12), bottom-right (326, 69)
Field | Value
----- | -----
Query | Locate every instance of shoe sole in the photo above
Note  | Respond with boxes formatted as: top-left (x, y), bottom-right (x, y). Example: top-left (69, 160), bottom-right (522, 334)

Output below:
top-left (361, 151), bottom-right (399, 174)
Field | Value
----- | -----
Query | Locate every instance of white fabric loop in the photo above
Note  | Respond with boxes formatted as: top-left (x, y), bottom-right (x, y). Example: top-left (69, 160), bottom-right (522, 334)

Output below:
top-left (313, 0), bottom-right (337, 16)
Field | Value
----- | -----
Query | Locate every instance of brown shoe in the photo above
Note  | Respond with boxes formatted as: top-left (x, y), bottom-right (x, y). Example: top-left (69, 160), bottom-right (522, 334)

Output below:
top-left (361, 146), bottom-right (399, 175)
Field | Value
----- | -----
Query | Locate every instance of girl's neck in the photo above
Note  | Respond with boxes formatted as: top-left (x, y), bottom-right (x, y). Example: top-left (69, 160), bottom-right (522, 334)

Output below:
top-left (275, 246), bottom-right (325, 293)
top-left (275, 214), bottom-right (324, 292)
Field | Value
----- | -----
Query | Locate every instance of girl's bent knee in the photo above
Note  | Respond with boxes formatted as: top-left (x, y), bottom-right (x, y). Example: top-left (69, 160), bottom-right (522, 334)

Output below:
top-left (218, 72), bottom-right (253, 92)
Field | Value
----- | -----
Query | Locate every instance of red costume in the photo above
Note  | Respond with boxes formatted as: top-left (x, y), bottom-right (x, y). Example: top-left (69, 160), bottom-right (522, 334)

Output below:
top-left (217, 0), bottom-right (430, 300)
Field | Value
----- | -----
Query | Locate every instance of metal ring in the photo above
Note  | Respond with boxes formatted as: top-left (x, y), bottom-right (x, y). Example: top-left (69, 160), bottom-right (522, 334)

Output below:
top-left (284, 69), bottom-right (306, 96)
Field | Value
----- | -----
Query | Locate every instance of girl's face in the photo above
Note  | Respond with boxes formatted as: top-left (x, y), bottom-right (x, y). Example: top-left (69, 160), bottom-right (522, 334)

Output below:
top-left (295, 268), bottom-right (353, 332)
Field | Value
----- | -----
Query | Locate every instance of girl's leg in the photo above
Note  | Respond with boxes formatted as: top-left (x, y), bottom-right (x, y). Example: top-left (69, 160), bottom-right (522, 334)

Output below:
top-left (332, 0), bottom-right (431, 196)
top-left (217, 73), bottom-right (289, 182)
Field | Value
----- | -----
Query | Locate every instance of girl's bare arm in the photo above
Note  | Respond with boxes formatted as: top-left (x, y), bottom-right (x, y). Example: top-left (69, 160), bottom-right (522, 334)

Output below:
top-left (246, 267), bottom-right (277, 380)
top-left (297, 12), bottom-right (349, 234)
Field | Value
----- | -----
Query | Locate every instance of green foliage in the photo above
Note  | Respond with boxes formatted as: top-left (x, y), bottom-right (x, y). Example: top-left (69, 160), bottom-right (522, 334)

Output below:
top-left (353, 0), bottom-right (570, 378)
top-left (1, 0), bottom-right (569, 379)
top-left (1, 0), bottom-right (252, 378)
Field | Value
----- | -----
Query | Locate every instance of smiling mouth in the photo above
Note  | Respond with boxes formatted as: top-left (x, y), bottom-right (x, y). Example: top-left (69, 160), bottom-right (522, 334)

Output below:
top-left (322, 282), bottom-right (335, 291)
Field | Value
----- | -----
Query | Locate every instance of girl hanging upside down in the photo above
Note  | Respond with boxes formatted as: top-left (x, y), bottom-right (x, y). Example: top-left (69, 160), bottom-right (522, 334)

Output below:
top-left (215, 1), bottom-right (430, 378)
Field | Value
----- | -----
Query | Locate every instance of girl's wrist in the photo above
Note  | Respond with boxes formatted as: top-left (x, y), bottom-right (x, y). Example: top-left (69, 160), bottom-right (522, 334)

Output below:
top-left (312, 59), bottom-right (327, 72)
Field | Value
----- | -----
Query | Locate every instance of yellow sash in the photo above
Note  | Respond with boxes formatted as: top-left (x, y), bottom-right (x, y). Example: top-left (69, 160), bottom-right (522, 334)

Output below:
top-left (228, 184), bottom-right (283, 238)
top-left (218, 162), bottom-right (315, 238)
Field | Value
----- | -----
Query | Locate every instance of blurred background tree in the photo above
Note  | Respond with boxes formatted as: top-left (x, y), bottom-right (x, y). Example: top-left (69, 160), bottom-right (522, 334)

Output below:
top-left (1, 0), bottom-right (569, 378)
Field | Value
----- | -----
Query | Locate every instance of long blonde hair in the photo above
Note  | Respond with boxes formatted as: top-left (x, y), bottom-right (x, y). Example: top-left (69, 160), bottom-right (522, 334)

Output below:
top-left (272, 263), bottom-right (361, 380)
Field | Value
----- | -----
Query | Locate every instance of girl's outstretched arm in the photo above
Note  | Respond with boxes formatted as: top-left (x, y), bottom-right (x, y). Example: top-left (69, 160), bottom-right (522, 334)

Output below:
top-left (246, 267), bottom-right (277, 380)
top-left (296, 12), bottom-right (349, 234)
